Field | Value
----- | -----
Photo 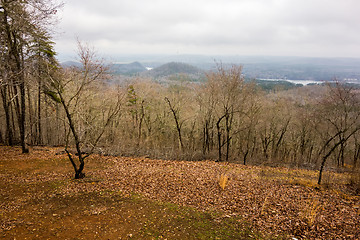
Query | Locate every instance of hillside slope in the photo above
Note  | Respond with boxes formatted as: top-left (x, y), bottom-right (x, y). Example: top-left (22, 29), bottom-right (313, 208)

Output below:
top-left (0, 146), bottom-right (359, 239)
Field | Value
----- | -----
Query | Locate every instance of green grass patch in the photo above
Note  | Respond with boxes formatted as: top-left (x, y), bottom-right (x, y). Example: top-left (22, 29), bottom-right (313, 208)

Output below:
top-left (140, 200), bottom-right (265, 240)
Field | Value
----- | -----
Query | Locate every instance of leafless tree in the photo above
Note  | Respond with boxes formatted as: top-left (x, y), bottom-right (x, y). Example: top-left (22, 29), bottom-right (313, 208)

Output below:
top-left (45, 42), bottom-right (122, 179)
top-left (316, 83), bottom-right (360, 184)
top-left (205, 64), bottom-right (244, 162)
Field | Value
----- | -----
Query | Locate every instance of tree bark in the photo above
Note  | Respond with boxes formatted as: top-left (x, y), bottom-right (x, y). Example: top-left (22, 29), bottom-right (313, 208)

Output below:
top-left (216, 114), bottom-right (226, 162)
top-left (37, 77), bottom-right (43, 145)
top-left (60, 94), bottom-right (85, 179)
top-left (165, 97), bottom-right (184, 152)
top-left (3, 4), bottom-right (28, 153)
top-left (0, 86), bottom-right (14, 145)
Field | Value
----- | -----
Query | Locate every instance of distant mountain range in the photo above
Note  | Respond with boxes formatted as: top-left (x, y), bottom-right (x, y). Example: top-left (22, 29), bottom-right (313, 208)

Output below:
top-left (61, 55), bottom-right (360, 82)
top-left (112, 55), bottom-right (360, 81)
top-left (61, 61), bottom-right (147, 75)
top-left (61, 61), bottom-right (203, 79)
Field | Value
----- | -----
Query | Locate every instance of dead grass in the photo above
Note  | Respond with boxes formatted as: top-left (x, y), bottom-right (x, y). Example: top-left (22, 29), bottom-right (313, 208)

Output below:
top-left (255, 165), bottom-right (351, 190)
top-left (302, 198), bottom-right (321, 226)
top-left (219, 173), bottom-right (229, 190)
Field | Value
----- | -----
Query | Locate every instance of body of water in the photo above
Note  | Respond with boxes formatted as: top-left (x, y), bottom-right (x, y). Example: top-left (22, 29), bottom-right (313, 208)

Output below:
top-left (258, 78), bottom-right (321, 86)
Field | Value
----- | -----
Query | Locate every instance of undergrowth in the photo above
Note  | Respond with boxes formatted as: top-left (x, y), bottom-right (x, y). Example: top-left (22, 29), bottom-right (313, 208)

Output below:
top-left (140, 200), bottom-right (270, 240)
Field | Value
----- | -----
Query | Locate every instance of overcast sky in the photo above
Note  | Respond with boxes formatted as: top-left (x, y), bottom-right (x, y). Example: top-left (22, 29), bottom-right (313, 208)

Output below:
top-left (54, 0), bottom-right (360, 61)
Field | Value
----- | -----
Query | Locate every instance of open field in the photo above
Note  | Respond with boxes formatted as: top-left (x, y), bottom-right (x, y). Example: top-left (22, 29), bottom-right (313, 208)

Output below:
top-left (0, 146), bottom-right (359, 239)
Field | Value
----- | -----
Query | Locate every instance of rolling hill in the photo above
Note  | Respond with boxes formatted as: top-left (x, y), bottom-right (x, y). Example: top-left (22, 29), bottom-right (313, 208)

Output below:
top-left (143, 62), bottom-right (203, 78)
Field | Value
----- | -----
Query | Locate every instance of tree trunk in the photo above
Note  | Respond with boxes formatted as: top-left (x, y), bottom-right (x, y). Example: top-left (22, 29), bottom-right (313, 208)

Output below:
top-left (216, 114), bottom-right (226, 162)
top-left (0, 86), bottom-right (14, 145)
top-left (318, 128), bottom-right (360, 185)
top-left (61, 94), bottom-right (85, 178)
top-left (353, 142), bottom-right (360, 169)
top-left (165, 97), bottom-right (184, 152)
top-left (37, 77), bottom-right (43, 145)
top-left (19, 77), bottom-right (28, 153)
top-left (243, 150), bottom-right (249, 165)
top-left (225, 111), bottom-right (233, 162)
top-left (3, 6), bottom-right (28, 153)
top-left (27, 84), bottom-right (35, 145)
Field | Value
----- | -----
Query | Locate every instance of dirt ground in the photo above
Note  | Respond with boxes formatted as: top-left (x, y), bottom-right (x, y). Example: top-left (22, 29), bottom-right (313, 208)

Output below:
top-left (0, 146), bottom-right (359, 239)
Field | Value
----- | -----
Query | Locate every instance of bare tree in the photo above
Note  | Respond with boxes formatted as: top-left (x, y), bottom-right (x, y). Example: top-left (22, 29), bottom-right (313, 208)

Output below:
top-left (127, 84), bottom-right (146, 147)
top-left (45, 42), bottom-right (122, 179)
top-left (235, 84), bottom-right (261, 165)
top-left (316, 83), bottom-right (360, 184)
top-left (165, 96), bottom-right (185, 152)
top-left (205, 64), bottom-right (244, 162)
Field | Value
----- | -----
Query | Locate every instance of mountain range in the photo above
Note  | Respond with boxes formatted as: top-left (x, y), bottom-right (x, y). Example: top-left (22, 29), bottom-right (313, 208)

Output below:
top-left (61, 55), bottom-right (360, 82)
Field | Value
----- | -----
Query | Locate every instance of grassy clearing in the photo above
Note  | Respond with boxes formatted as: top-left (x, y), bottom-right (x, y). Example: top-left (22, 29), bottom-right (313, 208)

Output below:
top-left (0, 147), bottom-right (276, 239)
top-left (0, 179), bottom-right (267, 240)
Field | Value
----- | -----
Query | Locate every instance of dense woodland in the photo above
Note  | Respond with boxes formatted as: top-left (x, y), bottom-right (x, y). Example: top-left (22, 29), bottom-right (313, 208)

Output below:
top-left (1, 1), bottom-right (359, 187)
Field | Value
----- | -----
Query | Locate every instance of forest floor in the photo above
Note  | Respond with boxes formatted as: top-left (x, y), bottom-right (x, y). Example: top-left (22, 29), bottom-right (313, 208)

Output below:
top-left (0, 146), bottom-right (359, 239)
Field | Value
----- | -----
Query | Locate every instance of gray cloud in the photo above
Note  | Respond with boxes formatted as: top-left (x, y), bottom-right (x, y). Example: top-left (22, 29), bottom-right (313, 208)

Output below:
top-left (54, 0), bottom-right (360, 60)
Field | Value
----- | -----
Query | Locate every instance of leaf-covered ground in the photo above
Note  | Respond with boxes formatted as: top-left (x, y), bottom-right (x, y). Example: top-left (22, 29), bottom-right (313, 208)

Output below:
top-left (0, 146), bottom-right (359, 239)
